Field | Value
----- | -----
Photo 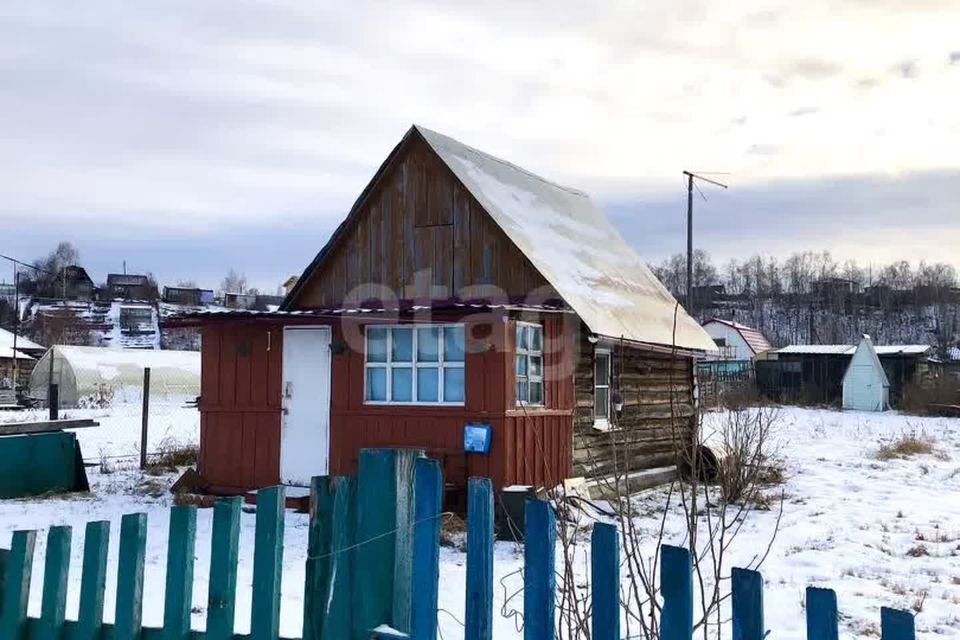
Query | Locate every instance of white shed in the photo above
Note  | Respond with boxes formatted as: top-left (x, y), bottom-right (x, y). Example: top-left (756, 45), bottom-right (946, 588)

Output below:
top-left (842, 335), bottom-right (890, 412)
top-left (701, 319), bottom-right (772, 362)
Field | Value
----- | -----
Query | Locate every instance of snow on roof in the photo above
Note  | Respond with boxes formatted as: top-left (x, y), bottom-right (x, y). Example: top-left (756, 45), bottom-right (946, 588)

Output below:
top-left (417, 126), bottom-right (715, 352)
top-left (0, 347), bottom-right (33, 360)
top-left (775, 344), bottom-right (932, 356)
top-left (703, 318), bottom-right (772, 355)
top-left (51, 345), bottom-right (200, 377)
top-left (0, 327), bottom-right (44, 355)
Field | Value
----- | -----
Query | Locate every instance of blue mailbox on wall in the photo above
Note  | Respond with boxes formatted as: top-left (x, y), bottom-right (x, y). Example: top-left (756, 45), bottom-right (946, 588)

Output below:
top-left (463, 422), bottom-right (492, 454)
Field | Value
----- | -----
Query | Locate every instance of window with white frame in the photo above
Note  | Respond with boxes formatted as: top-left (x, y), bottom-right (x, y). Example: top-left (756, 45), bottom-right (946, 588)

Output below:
top-left (594, 349), bottom-right (611, 426)
top-left (515, 322), bottom-right (543, 405)
top-left (364, 324), bottom-right (466, 404)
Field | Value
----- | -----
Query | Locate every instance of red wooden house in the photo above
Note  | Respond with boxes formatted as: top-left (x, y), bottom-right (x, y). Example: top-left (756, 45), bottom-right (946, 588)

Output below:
top-left (180, 126), bottom-right (715, 496)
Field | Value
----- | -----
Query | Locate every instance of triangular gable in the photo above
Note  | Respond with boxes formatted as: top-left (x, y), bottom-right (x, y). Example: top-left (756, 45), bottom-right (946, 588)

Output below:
top-left (843, 335), bottom-right (890, 387)
top-left (285, 125), bottom-right (715, 352)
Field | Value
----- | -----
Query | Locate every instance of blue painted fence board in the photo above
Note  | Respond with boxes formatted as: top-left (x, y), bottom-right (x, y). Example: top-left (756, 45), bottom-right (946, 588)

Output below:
top-left (523, 499), bottom-right (556, 640)
top-left (252, 486), bottom-right (286, 640)
top-left (591, 523), bottom-right (619, 640)
top-left (355, 448), bottom-right (398, 638)
top-left (163, 504), bottom-right (198, 640)
top-left (410, 458), bottom-right (442, 640)
top-left (881, 606), bottom-right (916, 640)
top-left (660, 545), bottom-right (693, 640)
top-left (76, 521), bottom-right (110, 640)
top-left (38, 525), bottom-right (71, 640)
top-left (1, 530), bottom-right (36, 640)
top-left (806, 587), bottom-right (838, 640)
top-left (732, 567), bottom-right (764, 640)
top-left (325, 475), bottom-right (357, 640)
top-left (303, 476), bottom-right (333, 640)
top-left (465, 478), bottom-right (493, 640)
top-left (114, 513), bottom-right (147, 640)
top-left (207, 496), bottom-right (242, 640)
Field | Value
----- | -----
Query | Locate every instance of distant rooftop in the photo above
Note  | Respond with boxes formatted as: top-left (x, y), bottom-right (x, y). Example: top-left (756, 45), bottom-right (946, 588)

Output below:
top-left (775, 344), bottom-right (931, 356)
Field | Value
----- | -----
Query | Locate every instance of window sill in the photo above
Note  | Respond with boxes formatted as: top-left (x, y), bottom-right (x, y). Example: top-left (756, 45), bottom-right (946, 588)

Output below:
top-left (591, 419), bottom-right (616, 432)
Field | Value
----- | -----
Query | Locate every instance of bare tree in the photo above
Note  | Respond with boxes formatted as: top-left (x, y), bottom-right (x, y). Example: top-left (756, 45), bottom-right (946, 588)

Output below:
top-left (220, 268), bottom-right (248, 295)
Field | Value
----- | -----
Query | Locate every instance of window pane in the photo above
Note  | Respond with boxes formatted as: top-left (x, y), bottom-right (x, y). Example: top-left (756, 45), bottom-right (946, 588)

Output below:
top-left (595, 387), bottom-right (609, 418)
top-left (530, 326), bottom-right (542, 352)
top-left (516, 325), bottom-right (525, 350)
top-left (517, 380), bottom-right (528, 403)
top-left (392, 367), bottom-right (413, 401)
top-left (366, 367), bottom-right (387, 401)
top-left (392, 327), bottom-right (413, 362)
top-left (443, 325), bottom-right (465, 362)
top-left (530, 381), bottom-right (543, 405)
top-left (417, 367), bottom-right (439, 402)
top-left (417, 327), bottom-right (440, 362)
top-left (595, 353), bottom-right (609, 386)
top-left (515, 355), bottom-right (528, 376)
top-left (367, 327), bottom-right (388, 363)
top-left (443, 367), bottom-right (465, 403)
top-left (529, 356), bottom-right (542, 377)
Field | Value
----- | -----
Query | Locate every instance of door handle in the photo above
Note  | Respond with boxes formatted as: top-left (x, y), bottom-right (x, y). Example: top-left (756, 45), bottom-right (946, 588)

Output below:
top-left (284, 381), bottom-right (293, 398)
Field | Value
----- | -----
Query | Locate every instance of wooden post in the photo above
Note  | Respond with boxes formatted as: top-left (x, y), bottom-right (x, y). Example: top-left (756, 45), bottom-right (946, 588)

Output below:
top-left (303, 477), bottom-right (333, 640)
top-left (251, 485), bottom-right (285, 640)
top-left (326, 475), bottom-right (358, 640)
top-left (881, 607), bottom-right (915, 640)
top-left (38, 526), bottom-right (72, 640)
top-left (410, 459), bottom-right (442, 640)
top-left (355, 449), bottom-right (398, 637)
top-left (140, 367), bottom-right (151, 469)
top-left (731, 567), bottom-right (764, 640)
top-left (806, 587), bottom-right (838, 640)
top-left (76, 521), bottom-right (111, 640)
top-left (207, 497), bottom-right (242, 640)
top-left (591, 524), bottom-right (620, 640)
top-left (523, 500), bottom-right (556, 640)
top-left (465, 478), bottom-right (493, 640)
top-left (163, 505), bottom-right (198, 640)
top-left (48, 384), bottom-right (58, 421)
top-left (660, 545), bottom-right (693, 640)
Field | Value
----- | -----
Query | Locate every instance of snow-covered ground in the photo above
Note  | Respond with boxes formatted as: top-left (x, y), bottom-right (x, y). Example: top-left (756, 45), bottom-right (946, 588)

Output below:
top-left (0, 407), bottom-right (958, 638)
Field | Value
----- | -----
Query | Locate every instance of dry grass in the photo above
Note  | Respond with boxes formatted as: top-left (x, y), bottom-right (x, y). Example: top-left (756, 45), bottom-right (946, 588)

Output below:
top-left (440, 512), bottom-right (467, 550)
top-left (876, 432), bottom-right (937, 460)
top-left (144, 437), bottom-right (199, 474)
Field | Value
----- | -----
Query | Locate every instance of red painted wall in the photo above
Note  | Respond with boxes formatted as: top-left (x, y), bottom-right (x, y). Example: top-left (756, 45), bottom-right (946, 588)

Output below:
top-left (198, 312), bottom-right (574, 494)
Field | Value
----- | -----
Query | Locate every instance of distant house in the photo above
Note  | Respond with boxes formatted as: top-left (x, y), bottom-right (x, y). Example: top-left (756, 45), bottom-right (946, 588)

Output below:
top-left (812, 277), bottom-right (858, 299)
top-left (173, 124), bottom-right (715, 496)
top-left (223, 292), bottom-right (257, 309)
top-left (842, 335), bottom-right (890, 412)
top-left (105, 274), bottom-right (157, 301)
top-left (163, 286), bottom-right (214, 307)
top-left (62, 266), bottom-right (96, 301)
top-left (691, 284), bottom-right (726, 307)
top-left (756, 343), bottom-right (932, 407)
top-left (282, 276), bottom-right (299, 295)
top-left (0, 328), bottom-right (44, 389)
top-left (702, 318), bottom-right (771, 362)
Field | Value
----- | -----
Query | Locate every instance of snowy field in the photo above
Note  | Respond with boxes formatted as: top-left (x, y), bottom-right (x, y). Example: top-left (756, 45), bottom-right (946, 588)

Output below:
top-left (0, 407), bottom-right (958, 638)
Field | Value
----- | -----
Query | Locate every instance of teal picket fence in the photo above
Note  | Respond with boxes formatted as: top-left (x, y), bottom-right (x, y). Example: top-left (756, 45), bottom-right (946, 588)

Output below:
top-left (0, 447), bottom-right (918, 640)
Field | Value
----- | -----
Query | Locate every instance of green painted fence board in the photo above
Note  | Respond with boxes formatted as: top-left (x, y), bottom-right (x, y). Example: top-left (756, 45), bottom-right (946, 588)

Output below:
top-left (76, 521), bottom-right (110, 640)
top-left (0, 432), bottom-right (79, 498)
top-left (163, 505), bottom-right (198, 640)
top-left (410, 458), bottom-right (441, 640)
top-left (1, 530), bottom-right (37, 640)
top-left (206, 497), bottom-right (242, 640)
top-left (38, 526), bottom-right (72, 640)
top-left (251, 486), bottom-right (285, 640)
top-left (303, 477), bottom-right (332, 640)
top-left (114, 513), bottom-right (148, 640)
top-left (323, 475), bottom-right (356, 640)
top-left (354, 449), bottom-right (398, 638)
top-left (391, 449), bottom-right (422, 634)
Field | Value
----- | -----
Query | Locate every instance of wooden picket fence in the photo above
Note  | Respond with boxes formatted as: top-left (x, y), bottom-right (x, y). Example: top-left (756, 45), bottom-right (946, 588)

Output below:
top-left (0, 448), bottom-right (919, 640)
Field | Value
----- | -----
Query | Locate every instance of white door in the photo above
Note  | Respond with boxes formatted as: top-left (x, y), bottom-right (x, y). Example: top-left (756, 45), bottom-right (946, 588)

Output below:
top-left (281, 327), bottom-right (331, 485)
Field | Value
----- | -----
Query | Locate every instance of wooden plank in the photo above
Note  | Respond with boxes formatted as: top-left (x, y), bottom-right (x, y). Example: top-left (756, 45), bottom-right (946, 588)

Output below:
top-left (523, 500), bottom-right (556, 640)
top-left (354, 449), bottom-right (397, 638)
top-left (410, 458), bottom-right (442, 640)
top-left (805, 587), bottom-right (838, 640)
top-left (465, 478), bottom-right (493, 640)
top-left (114, 513), bottom-right (148, 640)
top-left (392, 449), bottom-right (422, 633)
top-left (303, 477), bottom-right (333, 640)
top-left (0, 419), bottom-right (98, 436)
top-left (731, 567), bottom-right (764, 640)
top-left (660, 545), bottom-right (692, 640)
top-left (591, 524), bottom-right (619, 640)
top-left (37, 525), bottom-right (72, 640)
top-left (880, 607), bottom-right (915, 640)
top-left (0, 530), bottom-right (36, 640)
top-left (207, 496), bottom-right (242, 640)
top-left (251, 485), bottom-right (285, 640)
top-left (325, 475), bottom-right (357, 640)
top-left (76, 521), bottom-right (110, 640)
top-left (163, 505), bottom-right (198, 640)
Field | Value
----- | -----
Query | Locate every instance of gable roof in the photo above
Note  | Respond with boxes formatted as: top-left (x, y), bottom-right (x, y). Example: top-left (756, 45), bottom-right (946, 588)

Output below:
top-left (0, 327), bottom-right (44, 360)
top-left (703, 318), bottom-right (772, 355)
top-left (843, 335), bottom-right (890, 387)
top-left (775, 344), bottom-right (931, 356)
top-left (285, 125), bottom-right (715, 352)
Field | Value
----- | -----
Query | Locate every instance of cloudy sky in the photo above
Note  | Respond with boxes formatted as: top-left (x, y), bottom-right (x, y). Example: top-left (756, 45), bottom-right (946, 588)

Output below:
top-left (4, 1), bottom-right (959, 291)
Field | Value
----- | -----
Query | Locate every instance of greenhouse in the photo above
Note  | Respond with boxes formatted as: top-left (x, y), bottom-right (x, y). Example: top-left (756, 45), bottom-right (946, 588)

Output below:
top-left (29, 345), bottom-right (200, 408)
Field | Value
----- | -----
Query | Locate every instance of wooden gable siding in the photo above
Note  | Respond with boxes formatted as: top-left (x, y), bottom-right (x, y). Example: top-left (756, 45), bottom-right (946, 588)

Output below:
top-left (294, 136), bottom-right (554, 309)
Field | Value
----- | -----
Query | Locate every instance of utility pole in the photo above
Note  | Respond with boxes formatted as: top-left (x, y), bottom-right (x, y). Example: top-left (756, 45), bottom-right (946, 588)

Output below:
top-left (12, 268), bottom-right (19, 386)
top-left (683, 171), bottom-right (727, 316)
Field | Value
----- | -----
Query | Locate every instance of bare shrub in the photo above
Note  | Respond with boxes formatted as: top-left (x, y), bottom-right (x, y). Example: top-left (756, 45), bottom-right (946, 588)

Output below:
top-left (144, 437), bottom-right (198, 473)
top-left (876, 432), bottom-right (936, 460)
